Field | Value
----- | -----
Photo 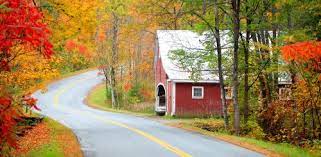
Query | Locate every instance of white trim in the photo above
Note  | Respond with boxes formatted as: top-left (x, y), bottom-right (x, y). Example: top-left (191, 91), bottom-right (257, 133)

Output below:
top-left (171, 82), bottom-right (176, 116)
top-left (156, 83), bottom-right (166, 97)
top-left (278, 81), bottom-right (292, 85)
top-left (192, 86), bottom-right (204, 99)
top-left (166, 79), bottom-right (170, 116)
top-left (172, 79), bottom-right (219, 83)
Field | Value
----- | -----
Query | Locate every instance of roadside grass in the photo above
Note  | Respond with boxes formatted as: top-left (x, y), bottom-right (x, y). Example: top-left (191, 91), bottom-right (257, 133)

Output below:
top-left (171, 118), bottom-right (321, 157)
top-left (233, 137), bottom-right (315, 157)
top-left (88, 84), bottom-right (110, 108)
top-left (25, 142), bottom-right (63, 157)
top-left (21, 118), bottom-right (82, 157)
top-left (86, 83), bottom-right (154, 116)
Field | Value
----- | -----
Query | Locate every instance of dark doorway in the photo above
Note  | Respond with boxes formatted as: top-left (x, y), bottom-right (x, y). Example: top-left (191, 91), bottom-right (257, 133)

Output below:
top-left (157, 85), bottom-right (166, 107)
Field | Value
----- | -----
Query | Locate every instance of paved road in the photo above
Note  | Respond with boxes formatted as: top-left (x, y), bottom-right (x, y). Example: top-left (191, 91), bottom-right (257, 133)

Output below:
top-left (33, 70), bottom-right (263, 157)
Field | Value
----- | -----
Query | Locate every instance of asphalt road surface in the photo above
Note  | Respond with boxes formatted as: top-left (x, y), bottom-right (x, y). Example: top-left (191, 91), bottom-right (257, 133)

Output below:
top-left (33, 70), bottom-right (264, 157)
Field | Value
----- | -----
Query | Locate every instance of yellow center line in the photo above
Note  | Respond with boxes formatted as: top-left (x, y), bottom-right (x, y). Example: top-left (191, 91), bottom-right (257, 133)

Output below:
top-left (53, 76), bottom-right (192, 157)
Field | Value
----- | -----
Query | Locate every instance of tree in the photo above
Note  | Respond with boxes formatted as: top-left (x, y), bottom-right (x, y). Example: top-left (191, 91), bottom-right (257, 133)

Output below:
top-left (36, 0), bottom-right (99, 73)
top-left (231, 0), bottom-right (241, 135)
top-left (213, 0), bottom-right (229, 129)
top-left (137, 0), bottom-right (186, 29)
top-left (0, 0), bottom-right (53, 153)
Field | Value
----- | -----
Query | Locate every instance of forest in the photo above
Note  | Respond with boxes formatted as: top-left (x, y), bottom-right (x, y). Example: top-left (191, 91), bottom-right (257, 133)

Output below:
top-left (0, 0), bottom-right (321, 156)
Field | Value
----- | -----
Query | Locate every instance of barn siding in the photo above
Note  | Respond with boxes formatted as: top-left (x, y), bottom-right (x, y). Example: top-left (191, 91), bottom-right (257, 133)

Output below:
top-left (155, 57), bottom-right (167, 87)
top-left (155, 52), bottom-right (171, 114)
top-left (175, 83), bottom-right (222, 117)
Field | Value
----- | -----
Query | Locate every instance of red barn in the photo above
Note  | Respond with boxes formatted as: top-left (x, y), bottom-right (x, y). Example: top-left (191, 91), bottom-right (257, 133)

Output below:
top-left (154, 30), bottom-right (223, 117)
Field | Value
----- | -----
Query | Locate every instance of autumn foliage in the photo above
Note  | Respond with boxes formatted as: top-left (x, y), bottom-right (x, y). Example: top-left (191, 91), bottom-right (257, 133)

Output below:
top-left (258, 41), bottom-right (321, 144)
top-left (0, 0), bottom-right (53, 59)
top-left (281, 41), bottom-right (321, 73)
top-left (0, 97), bottom-right (18, 149)
top-left (0, 0), bottom-right (53, 153)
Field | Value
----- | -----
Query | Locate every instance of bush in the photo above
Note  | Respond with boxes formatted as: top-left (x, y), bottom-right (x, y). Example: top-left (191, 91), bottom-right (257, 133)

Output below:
top-left (257, 99), bottom-right (321, 145)
top-left (191, 119), bottom-right (225, 132)
top-left (241, 121), bottom-right (265, 139)
top-left (127, 83), bottom-right (144, 104)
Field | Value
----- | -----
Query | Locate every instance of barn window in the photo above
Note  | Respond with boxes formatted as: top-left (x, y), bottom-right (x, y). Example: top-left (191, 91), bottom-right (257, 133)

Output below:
top-left (192, 86), bottom-right (204, 99)
top-left (279, 88), bottom-right (291, 100)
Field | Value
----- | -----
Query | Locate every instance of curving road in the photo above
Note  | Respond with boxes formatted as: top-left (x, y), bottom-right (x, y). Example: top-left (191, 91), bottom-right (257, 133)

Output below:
top-left (33, 70), bottom-right (263, 157)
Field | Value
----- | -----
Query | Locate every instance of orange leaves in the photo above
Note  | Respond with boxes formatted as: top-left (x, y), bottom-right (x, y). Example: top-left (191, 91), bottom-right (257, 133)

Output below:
top-left (14, 122), bottom-right (51, 155)
top-left (78, 45), bottom-right (88, 56)
top-left (97, 32), bottom-right (107, 42)
top-left (65, 40), bottom-right (92, 58)
top-left (124, 82), bottom-right (133, 92)
top-left (281, 41), bottom-right (321, 74)
top-left (137, 61), bottom-right (152, 75)
top-left (65, 40), bottom-right (77, 51)
top-left (281, 41), bottom-right (321, 63)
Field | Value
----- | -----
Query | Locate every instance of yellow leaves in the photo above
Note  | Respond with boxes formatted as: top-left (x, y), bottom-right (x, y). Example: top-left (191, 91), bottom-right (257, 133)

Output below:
top-left (43, 0), bottom-right (100, 51)
top-left (137, 60), bottom-right (153, 75)
top-left (253, 42), bottom-right (272, 52)
top-left (0, 50), bottom-right (59, 95)
top-left (283, 35), bottom-right (296, 44)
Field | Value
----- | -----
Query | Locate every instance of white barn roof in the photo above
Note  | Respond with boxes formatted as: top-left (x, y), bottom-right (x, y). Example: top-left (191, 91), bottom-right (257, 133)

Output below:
top-left (156, 30), bottom-right (219, 83)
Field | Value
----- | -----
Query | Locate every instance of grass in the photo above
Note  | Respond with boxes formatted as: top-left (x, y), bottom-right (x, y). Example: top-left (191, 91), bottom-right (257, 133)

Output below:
top-left (86, 83), bottom-right (154, 116)
top-left (25, 142), bottom-right (64, 157)
top-left (233, 137), bottom-right (315, 157)
top-left (21, 118), bottom-right (82, 157)
top-left (171, 119), bottom-right (321, 157)
top-left (88, 84), bottom-right (109, 108)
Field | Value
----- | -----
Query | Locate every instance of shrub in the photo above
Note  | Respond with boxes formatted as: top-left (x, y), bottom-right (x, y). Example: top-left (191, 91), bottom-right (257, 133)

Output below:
top-left (241, 121), bottom-right (265, 139)
top-left (191, 119), bottom-right (225, 132)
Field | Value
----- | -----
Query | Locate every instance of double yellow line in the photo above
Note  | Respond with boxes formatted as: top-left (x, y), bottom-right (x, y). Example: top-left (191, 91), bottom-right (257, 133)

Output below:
top-left (53, 76), bottom-right (192, 157)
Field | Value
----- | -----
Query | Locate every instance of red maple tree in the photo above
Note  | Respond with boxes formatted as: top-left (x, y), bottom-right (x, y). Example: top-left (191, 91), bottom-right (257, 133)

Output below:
top-left (0, 0), bottom-right (53, 151)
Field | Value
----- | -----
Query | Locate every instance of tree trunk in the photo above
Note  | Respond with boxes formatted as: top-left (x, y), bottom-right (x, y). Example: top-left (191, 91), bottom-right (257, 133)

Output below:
top-left (110, 12), bottom-right (119, 108)
top-left (231, 0), bottom-right (241, 135)
top-left (214, 0), bottom-right (229, 128)
top-left (243, 33), bottom-right (250, 123)
top-left (243, 0), bottom-right (251, 123)
top-left (251, 32), bottom-right (272, 108)
top-left (272, 3), bottom-right (278, 96)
